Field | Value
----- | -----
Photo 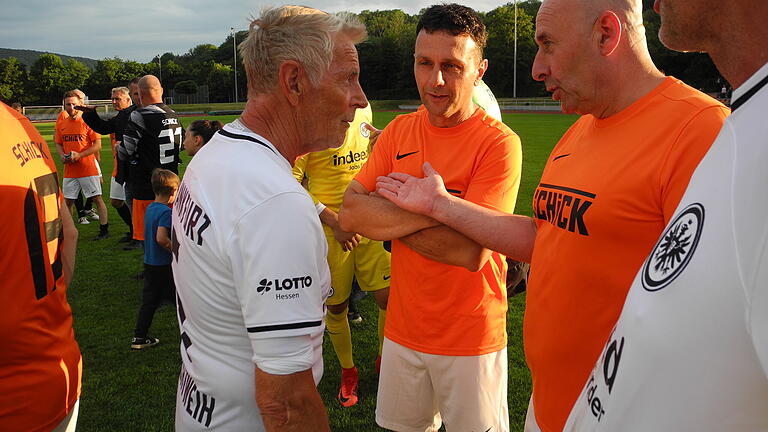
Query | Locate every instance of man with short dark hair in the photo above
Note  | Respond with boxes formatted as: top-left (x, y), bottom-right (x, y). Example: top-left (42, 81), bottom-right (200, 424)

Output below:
top-left (340, 4), bottom-right (521, 430)
top-left (563, 0), bottom-right (768, 429)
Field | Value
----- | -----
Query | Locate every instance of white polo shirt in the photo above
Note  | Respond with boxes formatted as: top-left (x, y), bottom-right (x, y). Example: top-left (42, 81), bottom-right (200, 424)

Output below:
top-left (564, 63), bottom-right (768, 431)
top-left (172, 120), bottom-right (331, 431)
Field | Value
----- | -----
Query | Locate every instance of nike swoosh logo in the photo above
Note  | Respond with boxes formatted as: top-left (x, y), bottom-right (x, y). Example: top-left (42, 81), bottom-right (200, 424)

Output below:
top-left (396, 151), bottom-right (419, 160)
top-left (383, 275), bottom-right (391, 280)
top-left (553, 153), bottom-right (571, 161)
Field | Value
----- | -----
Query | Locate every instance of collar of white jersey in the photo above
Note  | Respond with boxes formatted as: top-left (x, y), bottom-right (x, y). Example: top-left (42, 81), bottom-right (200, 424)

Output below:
top-left (730, 61), bottom-right (768, 112)
top-left (220, 119), bottom-right (291, 169)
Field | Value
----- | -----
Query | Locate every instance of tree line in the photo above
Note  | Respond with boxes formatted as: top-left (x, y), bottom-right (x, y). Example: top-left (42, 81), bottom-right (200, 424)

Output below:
top-left (0, 1), bottom-right (723, 106)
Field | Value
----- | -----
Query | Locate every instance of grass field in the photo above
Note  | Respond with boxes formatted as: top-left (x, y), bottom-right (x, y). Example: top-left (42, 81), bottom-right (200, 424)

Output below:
top-left (33, 110), bottom-right (577, 431)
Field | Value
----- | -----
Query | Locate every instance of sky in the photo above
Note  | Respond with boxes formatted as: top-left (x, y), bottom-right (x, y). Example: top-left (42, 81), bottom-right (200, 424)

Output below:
top-left (0, 0), bottom-right (509, 63)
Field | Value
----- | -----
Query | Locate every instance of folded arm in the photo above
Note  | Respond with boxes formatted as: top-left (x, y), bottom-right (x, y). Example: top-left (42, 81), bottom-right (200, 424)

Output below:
top-left (339, 180), bottom-right (440, 241)
top-left (377, 162), bottom-right (537, 262)
top-left (400, 225), bottom-right (492, 271)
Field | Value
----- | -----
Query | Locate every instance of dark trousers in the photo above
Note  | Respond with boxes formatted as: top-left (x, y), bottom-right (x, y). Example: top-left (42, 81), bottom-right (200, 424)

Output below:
top-left (134, 263), bottom-right (176, 338)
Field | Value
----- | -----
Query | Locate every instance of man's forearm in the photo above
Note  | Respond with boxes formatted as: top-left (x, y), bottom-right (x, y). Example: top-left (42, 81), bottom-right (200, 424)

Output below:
top-left (431, 194), bottom-right (537, 263)
top-left (255, 367), bottom-right (330, 432)
top-left (55, 142), bottom-right (65, 158)
top-left (78, 141), bottom-right (101, 158)
top-left (60, 201), bottom-right (77, 286)
top-left (339, 189), bottom-right (440, 240)
top-left (82, 111), bottom-right (116, 135)
top-left (400, 225), bottom-right (491, 271)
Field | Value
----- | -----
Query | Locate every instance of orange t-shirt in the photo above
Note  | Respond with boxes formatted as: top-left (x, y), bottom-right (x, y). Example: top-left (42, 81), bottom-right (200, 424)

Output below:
top-left (356, 107), bottom-right (522, 355)
top-left (524, 77), bottom-right (729, 431)
top-left (53, 111), bottom-right (100, 178)
top-left (0, 102), bottom-right (82, 431)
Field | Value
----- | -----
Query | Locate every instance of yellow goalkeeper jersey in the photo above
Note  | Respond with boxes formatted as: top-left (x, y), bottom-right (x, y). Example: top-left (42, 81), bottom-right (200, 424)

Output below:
top-left (293, 105), bottom-right (373, 212)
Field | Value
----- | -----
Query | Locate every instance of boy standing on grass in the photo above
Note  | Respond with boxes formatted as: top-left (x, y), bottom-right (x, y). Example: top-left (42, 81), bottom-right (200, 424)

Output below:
top-left (131, 168), bottom-right (178, 350)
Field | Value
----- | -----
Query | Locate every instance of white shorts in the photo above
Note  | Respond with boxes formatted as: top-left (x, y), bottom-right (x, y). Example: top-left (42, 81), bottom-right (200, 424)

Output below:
top-left (109, 176), bottom-right (126, 201)
top-left (52, 399), bottom-right (79, 432)
top-left (63, 176), bottom-right (102, 200)
top-left (376, 338), bottom-right (509, 432)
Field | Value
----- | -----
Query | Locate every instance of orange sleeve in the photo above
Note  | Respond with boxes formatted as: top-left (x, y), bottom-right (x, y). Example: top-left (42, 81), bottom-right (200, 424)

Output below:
top-left (658, 105), bottom-right (729, 222)
top-left (355, 123), bottom-right (394, 192)
top-left (463, 132), bottom-right (522, 214)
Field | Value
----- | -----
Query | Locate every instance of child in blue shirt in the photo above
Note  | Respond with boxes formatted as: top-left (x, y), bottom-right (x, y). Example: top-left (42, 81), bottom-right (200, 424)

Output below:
top-left (131, 168), bottom-right (179, 350)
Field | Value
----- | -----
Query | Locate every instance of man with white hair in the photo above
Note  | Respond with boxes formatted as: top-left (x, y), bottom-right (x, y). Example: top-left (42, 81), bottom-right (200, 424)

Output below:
top-left (80, 86), bottom-right (136, 243)
top-left (171, 6), bottom-right (367, 431)
top-left (373, 0), bottom-right (729, 430)
top-left (564, 0), bottom-right (768, 429)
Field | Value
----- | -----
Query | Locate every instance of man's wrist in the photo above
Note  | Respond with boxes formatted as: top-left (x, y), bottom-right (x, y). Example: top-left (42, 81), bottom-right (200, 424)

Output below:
top-left (430, 191), bottom-right (453, 223)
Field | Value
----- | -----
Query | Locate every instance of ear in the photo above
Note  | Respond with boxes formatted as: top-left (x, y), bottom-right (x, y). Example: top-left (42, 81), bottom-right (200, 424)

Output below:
top-left (595, 11), bottom-right (622, 56)
top-left (277, 60), bottom-right (303, 106)
top-left (474, 58), bottom-right (489, 83)
top-left (194, 135), bottom-right (203, 147)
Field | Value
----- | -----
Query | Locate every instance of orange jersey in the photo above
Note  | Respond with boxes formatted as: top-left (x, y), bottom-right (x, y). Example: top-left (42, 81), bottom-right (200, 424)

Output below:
top-left (0, 102), bottom-right (82, 431)
top-left (356, 107), bottom-right (521, 355)
top-left (524, 77), bottom-right (729, 431)
top-left (53, 111), bottom-right (100, 178)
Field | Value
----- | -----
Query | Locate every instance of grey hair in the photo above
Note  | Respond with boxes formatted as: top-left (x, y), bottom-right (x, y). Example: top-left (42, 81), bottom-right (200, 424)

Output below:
top-left (240, 5), bottom-right (367, 95)
top-left (111, 86), bottom-right (130, 96)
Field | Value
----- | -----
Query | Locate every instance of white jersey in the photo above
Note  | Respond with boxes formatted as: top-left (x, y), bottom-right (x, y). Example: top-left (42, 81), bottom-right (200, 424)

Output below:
top-left (565, 63), bottom-right (768, 431)
top-left (171, 120), bottom-right (331, 431)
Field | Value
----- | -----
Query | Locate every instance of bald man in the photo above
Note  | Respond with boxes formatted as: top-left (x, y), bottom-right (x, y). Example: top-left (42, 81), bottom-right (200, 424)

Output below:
top-left (372, 0), bottom-right (728, 430)
top-left (563, 0), bottom-right (768, 430)
top-left (120, 75), bottom-right (182, 246)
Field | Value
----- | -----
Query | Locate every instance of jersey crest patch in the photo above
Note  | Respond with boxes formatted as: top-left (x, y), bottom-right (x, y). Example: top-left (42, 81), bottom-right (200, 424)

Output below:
top-left (360, 122), bottom-right (371, 138)
top-left (642, 203), bottom-right (704, 291)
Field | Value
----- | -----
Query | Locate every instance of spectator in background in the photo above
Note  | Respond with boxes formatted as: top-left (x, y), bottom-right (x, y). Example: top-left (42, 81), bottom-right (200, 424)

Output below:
top-left (130, 168), bottom-right (179, 350)
top-left (55, 89), bottom-right (110, 240)
top-left (120, 75), bottom-right (182, 248)
top-left (182, 119), bottom-right (222, 158)
top-left (80, 86), bottom-right (136, 243)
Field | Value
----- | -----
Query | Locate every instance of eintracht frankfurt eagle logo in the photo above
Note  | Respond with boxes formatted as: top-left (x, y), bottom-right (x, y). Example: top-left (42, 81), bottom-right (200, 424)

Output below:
top-left (360, 122), bottom-right (371, 138)
top-left (642, 203), bottom-right (704, 291)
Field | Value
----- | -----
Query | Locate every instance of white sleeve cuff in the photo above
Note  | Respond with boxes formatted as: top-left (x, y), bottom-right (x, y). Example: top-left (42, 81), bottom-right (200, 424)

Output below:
top-left (251, 334), bottom-right (314, 375)
top-left (314, 202), bottom-right (326, 215)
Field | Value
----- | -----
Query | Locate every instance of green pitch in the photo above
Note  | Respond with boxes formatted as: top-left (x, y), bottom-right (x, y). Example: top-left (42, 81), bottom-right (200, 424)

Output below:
top-left (33, 110), bottom-right (577, 431)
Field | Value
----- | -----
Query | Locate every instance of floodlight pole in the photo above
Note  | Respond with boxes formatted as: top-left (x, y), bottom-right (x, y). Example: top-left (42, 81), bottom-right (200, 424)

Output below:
top-left (513, 0), bottom-right (518, 98)
top-left (232, 27), bottom-right (239, 103)
top-left (158, 54), bottom-right (162, 82)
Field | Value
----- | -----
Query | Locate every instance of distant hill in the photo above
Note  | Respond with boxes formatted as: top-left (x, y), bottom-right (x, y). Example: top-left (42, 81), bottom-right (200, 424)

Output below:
top-left (0, 48), bottom-right (97, 69)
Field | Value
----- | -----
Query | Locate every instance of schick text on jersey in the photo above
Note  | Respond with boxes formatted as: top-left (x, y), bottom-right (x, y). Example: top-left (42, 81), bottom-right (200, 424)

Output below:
top-left (533, 183), bottom-right (595, 235)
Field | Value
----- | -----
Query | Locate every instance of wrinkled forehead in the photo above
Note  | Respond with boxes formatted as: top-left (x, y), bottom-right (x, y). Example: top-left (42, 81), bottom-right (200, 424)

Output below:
top-left (63, 96), bottom-right (81, 104)
top-left (537, 0), bottom-right (593, 36)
